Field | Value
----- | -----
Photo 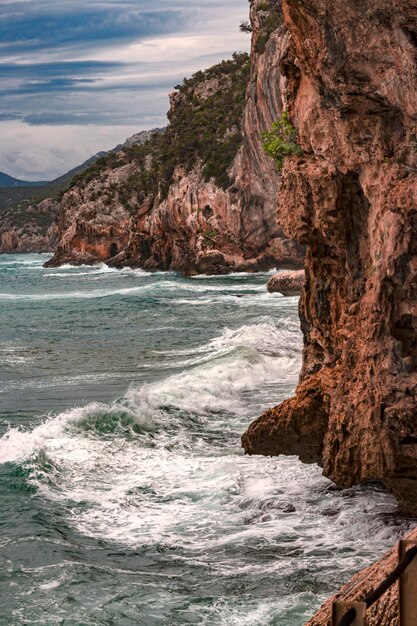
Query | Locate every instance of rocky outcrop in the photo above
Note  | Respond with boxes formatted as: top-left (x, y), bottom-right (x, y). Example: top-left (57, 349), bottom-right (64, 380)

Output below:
top-left (242, 0), bottom-right (417, 515)
top-left (45, 4), bottom-right (304, 273)
top-left (0, 131), bottom-right (164, 250)
top-left (44, 165), bottom-right (132, 267)
top-left (306, 528), bottom-right (417, 626)
top-left (0, 198), bottom-right (59, 253)
top-left (267, 269), bottom-right (305, 295)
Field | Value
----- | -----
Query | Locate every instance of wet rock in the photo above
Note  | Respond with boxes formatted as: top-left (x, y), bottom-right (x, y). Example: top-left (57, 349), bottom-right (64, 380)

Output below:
top-left (267, 270), bottom-right (305, 295)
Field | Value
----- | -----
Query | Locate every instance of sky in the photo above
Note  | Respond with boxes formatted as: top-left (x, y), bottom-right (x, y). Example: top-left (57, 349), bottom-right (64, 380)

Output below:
top-left (0, 0), bottom-right (250, 181)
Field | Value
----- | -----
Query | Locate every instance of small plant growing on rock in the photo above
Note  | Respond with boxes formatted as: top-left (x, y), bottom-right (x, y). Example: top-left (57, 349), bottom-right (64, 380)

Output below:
top-left (256, 1), bottom-right (271, 11)
top-left (239, 20), bottom-right (252, 33)
top-left (201, 228), bottom-right (218, 249)
top-left (261, 112), bottom-right (303, 169)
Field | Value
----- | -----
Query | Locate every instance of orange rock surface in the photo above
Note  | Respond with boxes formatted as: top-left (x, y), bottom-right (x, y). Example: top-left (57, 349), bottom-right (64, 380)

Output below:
top-left (243, 0), bottom-right (417, 515)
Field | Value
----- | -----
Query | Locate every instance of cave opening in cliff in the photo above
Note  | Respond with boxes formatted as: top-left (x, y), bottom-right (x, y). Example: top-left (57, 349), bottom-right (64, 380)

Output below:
top-left (202, 205), bottom-right (213, 219)
top-left (338, 172), bottom-right (370, 303)
top-left (109, 243), bottom-right (118, 258)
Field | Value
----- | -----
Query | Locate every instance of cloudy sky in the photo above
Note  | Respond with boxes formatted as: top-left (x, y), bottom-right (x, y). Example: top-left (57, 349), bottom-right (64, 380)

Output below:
top-left (0, 0), bottom-right (250, 181)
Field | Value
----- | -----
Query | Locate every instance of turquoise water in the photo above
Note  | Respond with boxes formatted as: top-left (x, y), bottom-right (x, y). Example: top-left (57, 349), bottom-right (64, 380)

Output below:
top-left (0, 254), bottom-right (412, 626)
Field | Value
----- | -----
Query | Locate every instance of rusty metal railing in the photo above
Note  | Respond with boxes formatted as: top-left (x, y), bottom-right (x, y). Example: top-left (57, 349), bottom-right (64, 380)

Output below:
top-left (332, 540), bottom-right (417, 626)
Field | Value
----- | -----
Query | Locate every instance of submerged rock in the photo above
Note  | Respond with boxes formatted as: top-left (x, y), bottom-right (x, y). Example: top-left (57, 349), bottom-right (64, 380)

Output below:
top-left (267, 270), bottom-right (305, 295)
top-left (242, 0), bottom-right (417, 515)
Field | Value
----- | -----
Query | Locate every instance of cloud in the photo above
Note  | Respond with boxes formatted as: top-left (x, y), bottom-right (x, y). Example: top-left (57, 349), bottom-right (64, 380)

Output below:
top-left (0, 0), bottom-right (251, 180)
top-left (0, 121), bottom-right (146, 180)
top-left (0, 3), bottom-right (187, 55)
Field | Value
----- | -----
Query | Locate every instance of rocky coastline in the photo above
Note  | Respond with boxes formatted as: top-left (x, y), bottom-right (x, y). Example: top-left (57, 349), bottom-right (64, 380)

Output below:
top-left (2, 0), bottom-right (417, 620)
top-left (40, 5), bottom-right (305, 274)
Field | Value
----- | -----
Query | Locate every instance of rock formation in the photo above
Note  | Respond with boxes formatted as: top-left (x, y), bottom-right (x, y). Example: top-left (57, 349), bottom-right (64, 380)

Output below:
top-left (0, 198), bottom-right (59, 253)
top-left (0, 130), bottom-right (164, 252)
top-left (242, 0), bottom-right (417, 515)
top-left (306, 528), bottom-right (417, 626)
top-left (44, 2), bottom-right (304, 273)
top-left (267, 269), bottom-right (304, 295)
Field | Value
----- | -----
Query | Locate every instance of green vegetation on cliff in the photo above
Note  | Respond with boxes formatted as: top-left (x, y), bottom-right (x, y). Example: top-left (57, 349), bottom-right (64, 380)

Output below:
top-left (261, 112), bottom-right (303, 168)
top-left (1, 199), bottom-right (58, 236)
top-left (254, 0), bottom-right (283, 54)
top-left (71, 52), bottom-right (250, 200)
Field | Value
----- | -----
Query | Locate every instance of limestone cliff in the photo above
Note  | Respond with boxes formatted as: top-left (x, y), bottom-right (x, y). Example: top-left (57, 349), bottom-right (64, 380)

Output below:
top-left (45, 3), bottom-right (304, 273)
top-left (0, 198), bottom-right (59, 253)
top-left (242, 0), bottom-right (417, 515)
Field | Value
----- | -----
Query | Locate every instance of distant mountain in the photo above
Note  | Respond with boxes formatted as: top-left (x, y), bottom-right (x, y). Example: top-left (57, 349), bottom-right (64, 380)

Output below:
top-left (50, 152), bottom-right (107, 186)
top-left (0, 172), bottom-right (46, 187)
top-left (0, 129), bottom-right (164, 213)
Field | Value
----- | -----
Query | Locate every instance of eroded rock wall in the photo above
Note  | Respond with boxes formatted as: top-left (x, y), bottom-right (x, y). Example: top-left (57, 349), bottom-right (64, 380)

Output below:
top-left (45, 2), bottom-right (304, 273)
top-left (0, 198), bottom-right (59, 253)
top-left (242, 0), bottom-right (417, 514)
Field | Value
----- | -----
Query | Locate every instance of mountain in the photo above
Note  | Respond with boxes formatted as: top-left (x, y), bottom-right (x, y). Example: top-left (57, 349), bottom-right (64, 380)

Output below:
top-left (0, 130), bottom-right (165, 214)
top-left (43, 30), bottom-right (303, 274)
top-left (0, 154), bottom-right (105, 214)
top-left (0, 130), bottom-right (165, 253)
top-left (0, 172), bottom-right (46, 188)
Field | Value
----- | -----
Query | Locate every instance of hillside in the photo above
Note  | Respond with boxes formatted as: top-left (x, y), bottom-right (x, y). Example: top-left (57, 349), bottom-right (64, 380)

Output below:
top-left (0, 130), bottom-right (163, 253)
top-left (0, 173), bottom-right (45, 188)
top-left (44, 42), bottom-right (303, 273)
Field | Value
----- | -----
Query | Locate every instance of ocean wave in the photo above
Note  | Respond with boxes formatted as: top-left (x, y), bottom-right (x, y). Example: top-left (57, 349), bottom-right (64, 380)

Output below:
top-left (0, 319), bottom-right (299, 463)
top-left (153, 280), bottom-right (267, 294)
top-left (190, 269), bottom-right (277, 279)
top-left (152, 320), bottom-right (301, 367)
top-left (0, 285), bottom-right (152, 301)
top-left (44, 264), bottom-right (148, 276)
top-left (0, 334), bottom-right (410, 605)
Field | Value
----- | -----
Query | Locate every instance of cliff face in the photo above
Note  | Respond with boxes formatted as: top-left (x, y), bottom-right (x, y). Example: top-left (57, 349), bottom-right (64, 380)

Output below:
top-left (0, 198), bottom-right (59, 253)
top-left (242, 0), bottom-right (417, 515)
top-left (45, 4), bottom-right (304, 273)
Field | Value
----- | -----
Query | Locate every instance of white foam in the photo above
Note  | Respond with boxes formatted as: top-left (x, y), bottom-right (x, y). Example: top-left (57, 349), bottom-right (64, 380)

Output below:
top-left (152, 320), bottom-right (300, 371)
top-left (0, 285), bottom-right (151, 301)
top-left (154, 280), bottom-right (267, 294)
top-left (190, 269), bottom-right (277, 279)
top-left (0, 321), bottom-right (409, 604)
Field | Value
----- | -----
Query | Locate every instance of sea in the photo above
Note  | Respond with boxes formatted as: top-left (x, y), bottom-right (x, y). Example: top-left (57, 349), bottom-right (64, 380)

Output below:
top-left (0, 253), bottom-right (412, 625)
